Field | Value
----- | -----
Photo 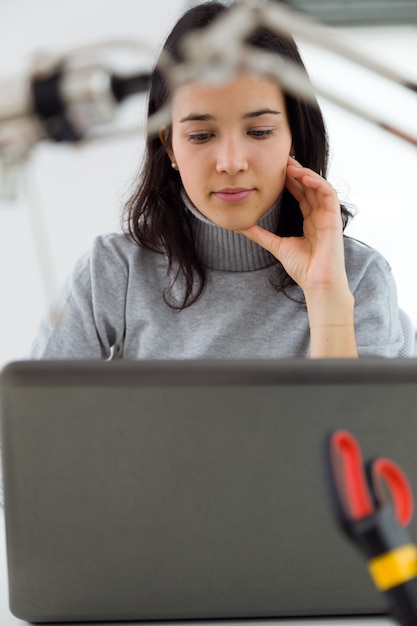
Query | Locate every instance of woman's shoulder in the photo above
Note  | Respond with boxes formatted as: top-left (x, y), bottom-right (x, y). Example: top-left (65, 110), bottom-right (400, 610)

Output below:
top-left (343, 235), bottom-right (394, 292)
top-left (343, 235), bottom-right (392, 270)
top-left (86, 232), bottom-right (156, 271)
top-left (91, 231), bottom-right (140, 258)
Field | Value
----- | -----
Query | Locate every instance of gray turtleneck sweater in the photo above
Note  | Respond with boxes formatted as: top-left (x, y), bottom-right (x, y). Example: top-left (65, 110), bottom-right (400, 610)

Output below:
top-left (30, 199), bottom-right (405, 359)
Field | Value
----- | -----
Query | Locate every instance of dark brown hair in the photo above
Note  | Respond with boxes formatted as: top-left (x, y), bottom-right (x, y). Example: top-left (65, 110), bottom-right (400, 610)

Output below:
top-left (123, 1), bottom-right (351, 309)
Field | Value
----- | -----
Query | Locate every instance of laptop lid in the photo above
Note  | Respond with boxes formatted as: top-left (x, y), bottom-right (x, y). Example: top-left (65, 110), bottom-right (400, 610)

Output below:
top-left (1, 358), bottom-right (417, 623)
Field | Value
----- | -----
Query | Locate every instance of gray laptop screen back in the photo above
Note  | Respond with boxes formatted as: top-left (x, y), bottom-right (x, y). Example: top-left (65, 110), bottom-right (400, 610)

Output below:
top-left (1, 358), bottom-right (417, 623)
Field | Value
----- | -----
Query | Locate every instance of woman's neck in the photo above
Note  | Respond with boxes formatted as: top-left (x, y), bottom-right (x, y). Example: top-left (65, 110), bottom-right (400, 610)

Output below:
top-left (183, 192), bottom-right (282, 272)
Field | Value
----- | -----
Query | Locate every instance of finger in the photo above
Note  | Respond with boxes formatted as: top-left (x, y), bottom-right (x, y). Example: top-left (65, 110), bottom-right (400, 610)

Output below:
top-left (287, 155), bottom-right (302, 168)
top-left (287, 155), bottom-right (317, 177)
top-left (286, 163), bottom-right (339, 213)
top-left (287, 161), bottom-right (334, 196)
top-left (285, 172), bottom-right (317, 218)
top-left (287, 157), bottom-right (327, 190)
top-left (236, 225), bottom-right (283, 258)
top-left (285, 171), bottom-right (304, 202)
top-left (286, 158), bottom-right (322, 210)
top-left (300, 176), bottom-right (341, 215)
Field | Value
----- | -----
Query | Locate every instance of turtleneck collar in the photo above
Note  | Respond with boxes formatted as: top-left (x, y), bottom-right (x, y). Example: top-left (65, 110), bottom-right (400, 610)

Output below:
top-left (183, 192), bottom-right (282, 272)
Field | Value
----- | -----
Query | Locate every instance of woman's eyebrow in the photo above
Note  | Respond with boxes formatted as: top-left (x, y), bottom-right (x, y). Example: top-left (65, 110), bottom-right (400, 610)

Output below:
top-left (243, 108), bottom-right (281, 119)
top-left (179, 109), bottom-right (281, 123)
top-left (179, 113), bottom-right (214, 123)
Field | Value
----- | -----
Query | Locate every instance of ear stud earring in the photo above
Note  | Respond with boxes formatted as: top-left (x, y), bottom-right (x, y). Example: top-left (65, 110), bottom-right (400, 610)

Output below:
top-left (171, 162), bottom-right (179, 171)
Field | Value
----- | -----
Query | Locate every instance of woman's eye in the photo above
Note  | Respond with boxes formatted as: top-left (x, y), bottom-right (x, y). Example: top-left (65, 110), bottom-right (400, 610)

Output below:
top-left (187, 133), bottom-right (213, 143)
top-left (248, 129), bottom-right (274, 139)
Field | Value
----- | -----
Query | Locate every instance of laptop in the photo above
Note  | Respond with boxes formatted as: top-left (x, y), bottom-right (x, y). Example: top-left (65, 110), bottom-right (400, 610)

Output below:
top-left (1, 357), bottom-right (417, 623)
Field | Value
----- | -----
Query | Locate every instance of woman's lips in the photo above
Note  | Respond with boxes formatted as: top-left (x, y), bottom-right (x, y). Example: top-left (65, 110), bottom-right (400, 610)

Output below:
top-left (213, 188), bottom-right (254, 203)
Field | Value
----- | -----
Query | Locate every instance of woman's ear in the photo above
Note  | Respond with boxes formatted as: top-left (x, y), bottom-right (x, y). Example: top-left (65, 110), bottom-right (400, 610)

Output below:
top-left (159, 127), bottom-right (174, 162)
top-left (159, 127), bottom-right (169, 145)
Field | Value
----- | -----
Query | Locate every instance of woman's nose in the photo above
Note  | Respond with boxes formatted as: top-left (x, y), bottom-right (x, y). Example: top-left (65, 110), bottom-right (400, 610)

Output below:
top-left (215, 139), bottom-right (248, 175)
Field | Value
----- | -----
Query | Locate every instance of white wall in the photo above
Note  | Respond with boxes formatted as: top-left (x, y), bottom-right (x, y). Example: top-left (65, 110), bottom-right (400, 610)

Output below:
top-left (300, 26), bottom-right (417, 330)
top-left (0, 1), bottom-right (416, 367)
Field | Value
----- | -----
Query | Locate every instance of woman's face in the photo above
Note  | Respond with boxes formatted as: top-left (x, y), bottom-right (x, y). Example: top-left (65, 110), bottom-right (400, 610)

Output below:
top-left (165, 74), bottom-right (293, 231)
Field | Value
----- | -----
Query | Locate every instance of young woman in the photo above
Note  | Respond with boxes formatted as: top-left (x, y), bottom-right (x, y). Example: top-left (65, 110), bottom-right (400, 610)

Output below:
top-left (30, 1), bottom-right (406, 360)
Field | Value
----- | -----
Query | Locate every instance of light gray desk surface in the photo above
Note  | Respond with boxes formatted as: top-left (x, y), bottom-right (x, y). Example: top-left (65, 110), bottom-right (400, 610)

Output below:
top-left (0, 508), bottom-right (396, 626)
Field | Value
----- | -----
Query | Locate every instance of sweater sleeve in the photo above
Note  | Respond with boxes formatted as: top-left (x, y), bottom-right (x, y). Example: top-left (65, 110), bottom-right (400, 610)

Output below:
top-left (30, 234), bottom-right (129, 360)
top-left (345, 238), bottom-right (407, 358)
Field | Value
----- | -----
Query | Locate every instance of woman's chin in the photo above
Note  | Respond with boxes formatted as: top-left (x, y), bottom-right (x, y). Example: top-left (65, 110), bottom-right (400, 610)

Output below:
top-left (212, 216), bottom-right (258, 232)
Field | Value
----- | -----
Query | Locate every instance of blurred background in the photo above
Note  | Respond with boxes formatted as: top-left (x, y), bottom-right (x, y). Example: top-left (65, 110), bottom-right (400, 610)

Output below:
top-left (0, 0), bottom-right (416, 367)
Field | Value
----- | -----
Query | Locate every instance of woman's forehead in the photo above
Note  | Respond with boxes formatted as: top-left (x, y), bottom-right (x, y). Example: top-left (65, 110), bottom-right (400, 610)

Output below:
top-left (171, 73), bottom-right (286, 116)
